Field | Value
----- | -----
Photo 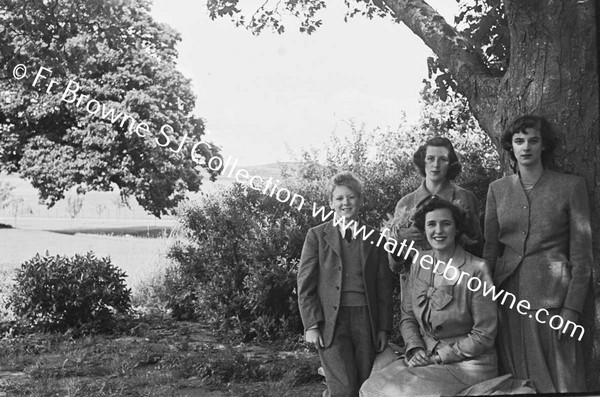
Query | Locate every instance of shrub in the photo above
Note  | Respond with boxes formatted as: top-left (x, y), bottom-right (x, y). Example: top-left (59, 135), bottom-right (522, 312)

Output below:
top-left (8, 251), bottom-right (131, 333)
top-left (165, 185), bottom-right (307, 342)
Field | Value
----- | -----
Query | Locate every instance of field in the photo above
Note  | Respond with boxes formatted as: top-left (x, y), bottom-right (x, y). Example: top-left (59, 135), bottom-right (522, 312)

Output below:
top-left (0, 219), bottom-right (176, 287)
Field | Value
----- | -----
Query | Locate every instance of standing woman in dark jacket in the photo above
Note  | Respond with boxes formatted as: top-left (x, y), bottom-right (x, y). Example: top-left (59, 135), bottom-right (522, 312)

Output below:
top-left (483, 115), bottom-right (593, 393)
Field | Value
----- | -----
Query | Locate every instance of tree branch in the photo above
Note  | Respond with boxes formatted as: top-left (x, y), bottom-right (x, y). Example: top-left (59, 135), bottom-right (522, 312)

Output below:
top-left (382, 0), bottom-right (501, 131)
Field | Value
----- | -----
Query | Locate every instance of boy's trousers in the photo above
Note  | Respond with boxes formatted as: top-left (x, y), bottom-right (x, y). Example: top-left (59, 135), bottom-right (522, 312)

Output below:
top-left (319, 306), bottom-right (375, 397)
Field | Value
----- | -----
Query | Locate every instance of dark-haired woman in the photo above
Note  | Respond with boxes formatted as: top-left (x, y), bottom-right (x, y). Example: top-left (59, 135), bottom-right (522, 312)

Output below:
top-left (360, 197), bottom-right (498, 396)
top-left (483, 115), bottom-right (593, 393)
top-left (389, 137), bottom-right (482, 273)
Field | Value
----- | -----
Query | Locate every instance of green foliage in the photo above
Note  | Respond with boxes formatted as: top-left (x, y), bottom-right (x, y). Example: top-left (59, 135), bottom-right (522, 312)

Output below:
top-left (165, 185), bottom-right (307, 342)
top-left (0, 180), bottom-right (16, 208)
top-left (207, 0), bottom-right (327, 35)
top-left (455, 0), bottom-right (508, 74)
top-left (282, 120), bottom-right (423, 228)
top-left (8, 251), bottom-right (132, 333)
top-left (427, 0), bottom-right (508, 101)
top-left (0, 0), bottom-right (220, 216)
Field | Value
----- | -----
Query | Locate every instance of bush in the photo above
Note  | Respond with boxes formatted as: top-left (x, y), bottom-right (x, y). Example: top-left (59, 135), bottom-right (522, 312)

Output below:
top-left (165, 185), bottom-right (306, 342)
top-left (8, 251), bottom-right (132, 333)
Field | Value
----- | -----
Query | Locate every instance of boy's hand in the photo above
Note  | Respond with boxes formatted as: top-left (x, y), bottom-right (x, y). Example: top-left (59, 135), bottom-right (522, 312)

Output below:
top-left (305, 328), bottom-right (324, 349)
top-left (376, 330), bottom-right (389, 352)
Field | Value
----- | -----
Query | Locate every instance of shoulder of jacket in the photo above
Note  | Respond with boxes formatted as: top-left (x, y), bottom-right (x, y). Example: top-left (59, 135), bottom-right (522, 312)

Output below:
top-left (546, 170), bottom-right (583, 186)
top-left (398, 189), bottom-right (419, 204)
top-left (464, 252), bottom-right (491, 274)
top-left (489, 175), bottom-right (513, 189)
top-left (452, 183), bottom-right (476, 198)
top-left (309, 222), bottom-right (328, 234)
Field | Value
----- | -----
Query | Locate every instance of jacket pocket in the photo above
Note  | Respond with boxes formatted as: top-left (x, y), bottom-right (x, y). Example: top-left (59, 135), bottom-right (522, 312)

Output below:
top-left (542, 261), bottom-right (571, 308)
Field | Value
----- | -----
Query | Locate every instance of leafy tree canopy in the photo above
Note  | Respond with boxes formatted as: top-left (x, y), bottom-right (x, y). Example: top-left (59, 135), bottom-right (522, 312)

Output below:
top-left (0, 0), bottom-right (220, 216)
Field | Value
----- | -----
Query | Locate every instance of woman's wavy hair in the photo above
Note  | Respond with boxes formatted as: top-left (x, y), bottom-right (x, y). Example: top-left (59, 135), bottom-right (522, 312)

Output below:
top-left (501, 115), bottom-right (558, 167)
top-left (413, 137), bottom-right (462, 180)
top-left (413, 197), bottom-right (467, 241)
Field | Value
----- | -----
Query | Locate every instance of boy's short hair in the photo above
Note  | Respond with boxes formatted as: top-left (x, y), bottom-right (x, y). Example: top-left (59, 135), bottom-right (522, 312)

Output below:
top-left (328, 172), bottom-right (363, 200)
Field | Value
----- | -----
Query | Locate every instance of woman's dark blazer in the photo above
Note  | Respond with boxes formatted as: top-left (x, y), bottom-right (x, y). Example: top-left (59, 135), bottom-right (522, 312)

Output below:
top-left (297, 220), bottom-right (393, 348)
top-left (483, 169), bottom-right (593, 313)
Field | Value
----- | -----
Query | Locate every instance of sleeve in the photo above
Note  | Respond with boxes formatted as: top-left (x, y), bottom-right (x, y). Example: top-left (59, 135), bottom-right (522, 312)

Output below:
top-left (483, 184), bottom-right (500, 273)
top-left (377, 244), bottom-right (394, 332)
top-left (563, 178), bottom-right (593, 313)
top-left (435, 262), bottom-right (498, 364)
top-left (399, 267), bottom-right (425, 353)
top-left (297, 229), bottom-right (324, 330)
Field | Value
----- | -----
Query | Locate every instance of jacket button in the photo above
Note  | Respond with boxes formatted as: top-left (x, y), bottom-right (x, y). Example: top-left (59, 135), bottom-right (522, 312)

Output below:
top-left (522, 231), bottom-right (526, 235)
top-left (338, 266), bottom-right (342, 271)
top-left (333, 306), bottom-right (338, 310)
top-left (336, 286), bottom-right (340, 290)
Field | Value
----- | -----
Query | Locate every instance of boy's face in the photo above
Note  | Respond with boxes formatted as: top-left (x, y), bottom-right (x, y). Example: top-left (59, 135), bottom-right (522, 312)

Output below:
top-left (329, 185), bottom-right (362, 222)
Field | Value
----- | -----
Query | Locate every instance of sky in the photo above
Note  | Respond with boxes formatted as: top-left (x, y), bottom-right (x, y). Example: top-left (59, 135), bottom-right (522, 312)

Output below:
top-left (150, 1), bottom-right (458, 166)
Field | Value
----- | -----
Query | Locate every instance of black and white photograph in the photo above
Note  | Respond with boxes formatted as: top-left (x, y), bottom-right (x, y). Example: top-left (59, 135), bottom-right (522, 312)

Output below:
top-left (0, 0), bottom-right (598, 395)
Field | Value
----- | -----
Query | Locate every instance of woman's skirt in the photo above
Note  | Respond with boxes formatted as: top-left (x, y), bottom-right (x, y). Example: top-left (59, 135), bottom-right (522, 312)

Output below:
top-left (498, 266), bottom-right (586, 393)
top-left (360, 350), bottom-right (497, 397)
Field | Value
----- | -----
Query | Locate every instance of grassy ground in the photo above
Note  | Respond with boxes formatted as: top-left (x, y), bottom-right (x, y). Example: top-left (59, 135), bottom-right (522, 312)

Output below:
top-left (0, 317), bottom-right (323, 397)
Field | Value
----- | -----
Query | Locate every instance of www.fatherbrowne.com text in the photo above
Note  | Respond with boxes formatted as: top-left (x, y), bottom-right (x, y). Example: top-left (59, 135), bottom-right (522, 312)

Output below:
top-left (310, 203), bottom-right (586, 342)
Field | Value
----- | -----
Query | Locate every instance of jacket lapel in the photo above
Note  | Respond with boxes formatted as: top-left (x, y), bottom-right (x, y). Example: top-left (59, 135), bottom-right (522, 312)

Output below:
top-left (441, 245), bottom-right (468, 288)
top-left (511, 173), bottom-right (528, 203)
top-left (360, 222), bottom-right (374, 269)
top-left (324, 220), bottom-right (375, 270)
top-left (324, 221), bottom-right (342, 258)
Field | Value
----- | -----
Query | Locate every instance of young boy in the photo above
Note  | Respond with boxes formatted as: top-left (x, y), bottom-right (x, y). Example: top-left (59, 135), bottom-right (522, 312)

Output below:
top-left (297, 172), bottom-right (393, 396)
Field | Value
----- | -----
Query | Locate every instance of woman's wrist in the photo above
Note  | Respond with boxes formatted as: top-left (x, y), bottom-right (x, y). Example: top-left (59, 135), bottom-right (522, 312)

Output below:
top-left (431, 352), bottom-right (442, 365)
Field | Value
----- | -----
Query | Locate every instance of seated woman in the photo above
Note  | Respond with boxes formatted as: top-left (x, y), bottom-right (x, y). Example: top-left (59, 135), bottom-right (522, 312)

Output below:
top-left (361, 197), bottom-right (498, 397)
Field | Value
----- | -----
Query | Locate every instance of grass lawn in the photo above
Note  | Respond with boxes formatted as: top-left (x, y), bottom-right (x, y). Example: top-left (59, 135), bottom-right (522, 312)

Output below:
top-left (0, 317), bottom-right (323, 396)
top-left (0, 221), bottom-right (175, 287)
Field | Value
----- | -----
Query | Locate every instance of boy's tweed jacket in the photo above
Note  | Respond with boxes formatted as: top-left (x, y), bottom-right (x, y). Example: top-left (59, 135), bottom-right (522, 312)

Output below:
top-left (297, 220), bottom-right (393, 348)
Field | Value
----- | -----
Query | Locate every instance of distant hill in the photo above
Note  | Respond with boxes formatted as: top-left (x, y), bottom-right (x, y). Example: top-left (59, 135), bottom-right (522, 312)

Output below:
top-left (203, 161), bottom-right (300, 190)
